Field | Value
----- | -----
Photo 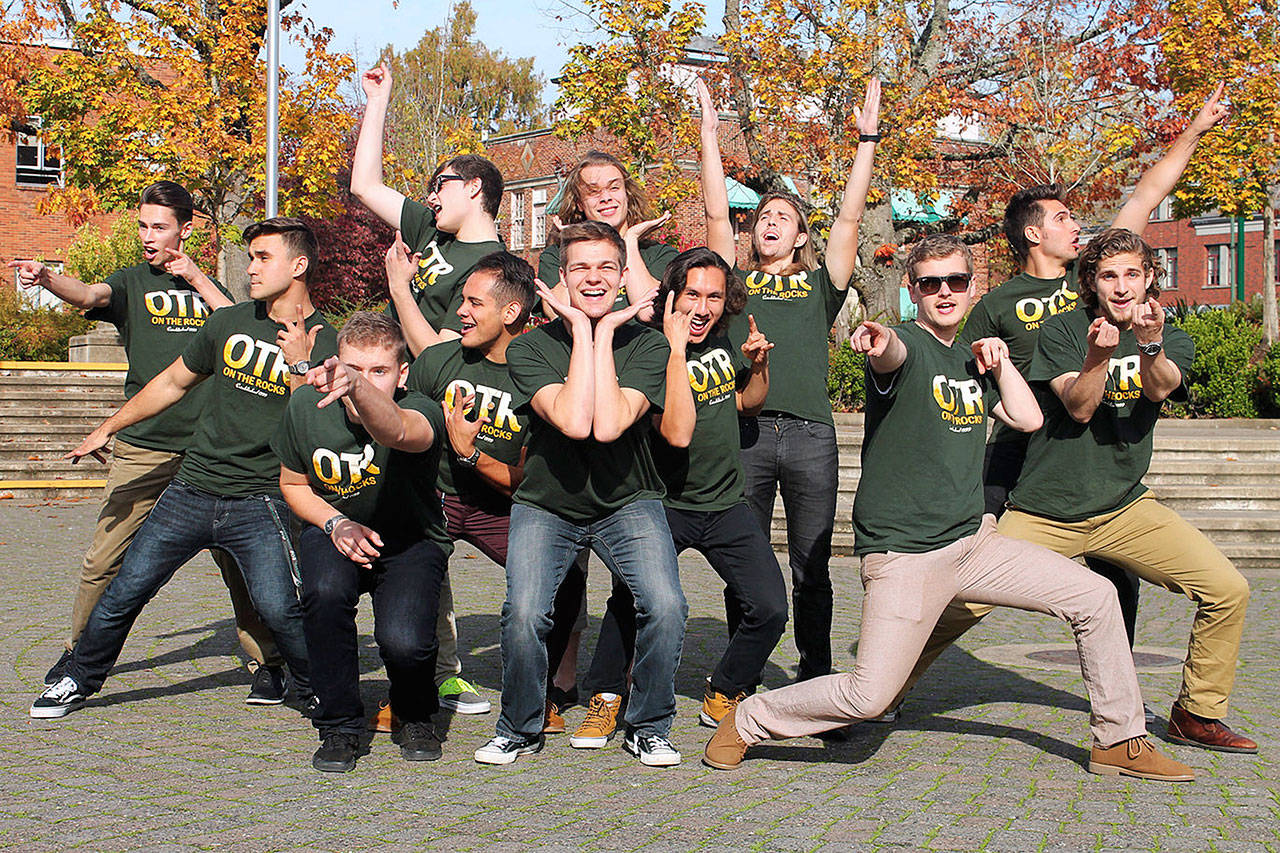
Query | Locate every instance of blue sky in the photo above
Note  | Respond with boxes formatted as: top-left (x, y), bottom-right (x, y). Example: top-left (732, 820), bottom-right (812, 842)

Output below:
top-left (282, 0), bottom-right (724, 104)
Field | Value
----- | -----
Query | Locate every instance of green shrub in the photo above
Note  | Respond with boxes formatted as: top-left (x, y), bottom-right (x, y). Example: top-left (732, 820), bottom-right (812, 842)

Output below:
top-left (0, 288), bottom-right (94, 361)
top-left (65, 216), bottom-right (214, 284)
top-left (828, 341), bottom-right (867, 412)
top-left (1257, 341), bottom-right (1280, 417)
top-left (321, 297), bottom-right (390, 333)
top-left (1172, 306), bottom-right (1263, 418)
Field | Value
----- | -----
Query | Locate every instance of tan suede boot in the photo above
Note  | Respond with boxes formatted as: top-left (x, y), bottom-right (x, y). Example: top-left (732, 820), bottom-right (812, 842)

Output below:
top-left (702, 706), bottom-right (750, 770)
top-left (1089, 736), bottom-right (1195, 782)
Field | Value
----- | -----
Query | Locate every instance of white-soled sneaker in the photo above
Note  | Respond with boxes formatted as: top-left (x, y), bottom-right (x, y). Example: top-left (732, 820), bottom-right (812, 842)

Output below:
top-left (474, 734), bottom-right (544, 765)
top-left (31, 676), bottom-right (86, 719)
top-left (439, 676), bottom-right (492, 714)
top-left (623, 730), bottom-right (682, 767)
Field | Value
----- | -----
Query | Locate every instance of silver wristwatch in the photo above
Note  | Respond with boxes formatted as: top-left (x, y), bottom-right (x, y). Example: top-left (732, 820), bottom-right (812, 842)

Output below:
top-left (323, 514), bottom-right (346, 535)
top-left (457, 448), bottom-right (481, 468)
top-left (1138, 340), bottom-right (1163, 357)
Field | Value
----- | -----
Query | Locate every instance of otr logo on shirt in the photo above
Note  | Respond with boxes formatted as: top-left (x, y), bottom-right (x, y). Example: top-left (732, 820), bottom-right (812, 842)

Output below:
top-left (221, 334), bottom-right (290, 395)
top-left (444, 380), bottom-right (522, 439)
top-left (686, 348), bottom-right (736, 404)
top-left (145, 290), bottom-right (210, 327)
top-left (412, 241), bottom-right (455, 292)
top-left (932, 374), bottom-right (985, 430)
top-left (312, 444), bottom-right (381, 496)
top-left (1014, 282), bottom-right (1079, 329)
top-left (1104, 355), bottom-right (1143, 406)
top-left (744, 270), bottom-right (812, 301)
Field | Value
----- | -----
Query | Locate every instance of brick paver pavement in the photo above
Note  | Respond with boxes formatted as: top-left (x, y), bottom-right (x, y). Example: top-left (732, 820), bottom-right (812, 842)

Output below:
top-left (0, 499), bottom-right (1275, 851)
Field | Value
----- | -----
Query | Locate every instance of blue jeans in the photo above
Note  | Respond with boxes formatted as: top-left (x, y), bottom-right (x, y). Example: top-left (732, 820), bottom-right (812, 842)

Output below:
top-left (499, 499), bottom-right (687, 739)
top-left (739, 414), bottom-right (837, 681)
top-left (68, 479), bottom-right (310, 696)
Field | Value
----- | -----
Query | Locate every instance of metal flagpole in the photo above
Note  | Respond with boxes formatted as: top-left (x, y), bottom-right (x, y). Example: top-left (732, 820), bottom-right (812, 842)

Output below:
top-left (265, 0), bottom-right (280, 218)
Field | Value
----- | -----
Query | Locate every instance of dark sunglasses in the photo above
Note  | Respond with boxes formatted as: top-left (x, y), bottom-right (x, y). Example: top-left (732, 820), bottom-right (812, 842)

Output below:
top-left (429, 173), bottom-right (465, 194)
top-left (912, 273), bottom-right (971, 295)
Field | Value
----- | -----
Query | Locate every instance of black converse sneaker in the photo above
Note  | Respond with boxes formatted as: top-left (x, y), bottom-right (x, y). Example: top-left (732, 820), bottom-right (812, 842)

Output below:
top-left (473, 734), bottom-right (544, 765)
top-left (623, 730), bottom-right (682, 767)
top-left (31, 676), bottom-right (86, 719)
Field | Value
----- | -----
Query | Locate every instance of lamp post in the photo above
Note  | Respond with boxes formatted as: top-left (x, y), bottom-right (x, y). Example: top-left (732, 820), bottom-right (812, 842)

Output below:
top-left (265, 0), bottom-right (280, 218)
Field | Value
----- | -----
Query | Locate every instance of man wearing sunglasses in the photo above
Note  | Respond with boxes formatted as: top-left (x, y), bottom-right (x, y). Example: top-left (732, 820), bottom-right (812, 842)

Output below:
top-left (703, 234), bottom-right (1192, 782)
top-left (352, 62), bottom-right (504, 358)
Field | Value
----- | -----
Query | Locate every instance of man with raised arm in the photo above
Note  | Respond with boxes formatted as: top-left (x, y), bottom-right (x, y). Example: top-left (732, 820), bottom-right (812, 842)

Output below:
top-left (9, 180), bottom-right (286, 705)
top-left (474, 221), bottom-right (687, 767)
top-left (703, 235), bottom-right (1193, 783)
top-left (30, 218), bottom-right (335, 719)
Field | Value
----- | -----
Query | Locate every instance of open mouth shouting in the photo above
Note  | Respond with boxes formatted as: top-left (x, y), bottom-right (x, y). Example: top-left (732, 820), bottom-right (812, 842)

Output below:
top-left (688, 313), bottom-right (711, 339)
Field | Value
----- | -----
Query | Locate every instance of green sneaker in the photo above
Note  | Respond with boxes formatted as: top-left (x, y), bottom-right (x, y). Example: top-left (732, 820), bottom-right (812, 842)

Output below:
top-left (438, 676), bottom-right (491, 714)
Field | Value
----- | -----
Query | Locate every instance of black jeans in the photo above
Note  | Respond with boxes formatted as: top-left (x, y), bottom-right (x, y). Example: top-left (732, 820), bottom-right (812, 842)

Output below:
top-left (587, 503), bottom-right (788, 697)
top-left (984, 438), bottom-right (1141, 646)
top-left (297, 525), bottom-right (448, 738)
top-left (738, 413), bottom-right (837, 681)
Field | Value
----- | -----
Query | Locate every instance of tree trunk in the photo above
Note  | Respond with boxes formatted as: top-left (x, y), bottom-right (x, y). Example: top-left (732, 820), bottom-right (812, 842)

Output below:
top-left (859, 198), bottom-right (899, 321)
top-left (1263, 190), bottom-right (1277, 346)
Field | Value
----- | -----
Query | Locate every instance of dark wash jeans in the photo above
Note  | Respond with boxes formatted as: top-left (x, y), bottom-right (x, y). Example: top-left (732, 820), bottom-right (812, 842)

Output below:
top-left (983, 439), bottom-right (1141, 645)
top-left (68, 479), bottom-right (310, 695)
top-left (297, 525), bottom-right (448, 737)
top-left (499, 500), bottom-right (687, 739)
top-left (739, 413), bottom-right (837, 681)
top-left (587, 502), bottom-right (789, 697)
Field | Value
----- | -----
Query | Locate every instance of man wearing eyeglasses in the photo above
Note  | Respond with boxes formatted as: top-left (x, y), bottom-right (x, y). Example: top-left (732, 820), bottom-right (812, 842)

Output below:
top-left (352, 62), bottom-right (504, 359)
top-left (703, 234), bottom-right (1193, 782)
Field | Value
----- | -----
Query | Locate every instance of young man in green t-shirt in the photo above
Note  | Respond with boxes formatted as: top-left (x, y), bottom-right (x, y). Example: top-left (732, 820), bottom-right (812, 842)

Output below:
top-left (274, 312), bottom-right (451, 773)
top-left (8, 180), bottom-right (286, 704)
top-left (31, 218), bottom-right (335, 720)
top-left (474, 221), bottom-right (687, 767)
top-left (917, 229), bottom-right (1255, 754)
top-left (704, 235), bottom-right (1193, 782)
top-left (953, 84), bottom-right (1230, 648)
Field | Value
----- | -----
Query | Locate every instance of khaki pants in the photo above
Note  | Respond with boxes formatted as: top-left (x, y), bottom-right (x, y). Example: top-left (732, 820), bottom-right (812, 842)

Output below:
top-left (734, 516), bottom-right (1146, 749)
top-left (435, 575), bottom-right (461, 685)
top-left (906, 493), bottom-right (1248, 719)
top-left (68, 439), bottom-right (282, 668)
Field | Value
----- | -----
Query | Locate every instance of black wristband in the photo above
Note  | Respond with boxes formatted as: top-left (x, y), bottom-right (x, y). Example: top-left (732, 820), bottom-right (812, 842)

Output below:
top-left (858, 133), bottom-right (881, 143)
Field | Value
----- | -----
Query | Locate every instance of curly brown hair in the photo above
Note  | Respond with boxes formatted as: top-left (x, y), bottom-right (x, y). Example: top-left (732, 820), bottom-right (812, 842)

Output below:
top-left (1077, 228), bottom-right (1162, 310)
top-left (552, 152), bottom-right (654, 240)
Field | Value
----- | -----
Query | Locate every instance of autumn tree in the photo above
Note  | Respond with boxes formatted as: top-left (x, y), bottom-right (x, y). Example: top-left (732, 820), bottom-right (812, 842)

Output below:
top-left (380, 1), bottom-right (545, 200)
top-left (6, 1), bottom-right (355, 288)
top-left (1163, 0), bottom-right (1279, 343)
top-left (557, 0), bottom-right (1176, 320)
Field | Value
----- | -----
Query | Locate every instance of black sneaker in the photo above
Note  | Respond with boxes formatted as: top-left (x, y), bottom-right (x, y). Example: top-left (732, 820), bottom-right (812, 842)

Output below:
top-left (30, 676), bottom-right (86, 719)
top-left (474, 733), bottom-right (544, 765)
top-left (312, 733), bottom-right (360, 773)
top-left (623, 730), bottom-right (682, 767)
top-left (245, 665), bottom-right (286, 706)
top-left (395, 721), bottom-right (444, 762)
top-left (44, 649), bottom-right (73, 687)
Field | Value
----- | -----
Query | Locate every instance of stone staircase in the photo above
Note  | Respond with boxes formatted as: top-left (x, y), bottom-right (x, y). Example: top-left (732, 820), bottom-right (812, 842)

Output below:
top-left (2, 367), bottom-right (1277, 568)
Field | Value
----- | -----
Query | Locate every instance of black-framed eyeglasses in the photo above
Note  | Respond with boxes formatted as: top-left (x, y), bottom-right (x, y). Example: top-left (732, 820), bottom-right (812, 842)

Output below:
top-left (912, 273), bottom-right (971, 295)
top-left (429, 173), bottom-right (465, 195)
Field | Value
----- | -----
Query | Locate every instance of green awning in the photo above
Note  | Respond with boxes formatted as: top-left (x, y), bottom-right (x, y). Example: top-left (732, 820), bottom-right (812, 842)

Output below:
top-left (891, 189), bottom-right (959, 223)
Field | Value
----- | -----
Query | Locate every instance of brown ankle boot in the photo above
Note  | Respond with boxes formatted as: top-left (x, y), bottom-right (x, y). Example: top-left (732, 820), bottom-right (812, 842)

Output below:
top-left (703, 706), bottom-right (750, 770)
top-left (1089, 736), bottom-right (1195, 781)
top-left (1167, 704), bottom-right (1258, 753)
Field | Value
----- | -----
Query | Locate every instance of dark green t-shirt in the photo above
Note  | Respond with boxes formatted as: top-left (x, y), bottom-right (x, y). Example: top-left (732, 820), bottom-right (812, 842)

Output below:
top-left (85, 262), bottom-right (231, 453)
top-left (507, 319), bottom-right (668, 523)
top-left (853, 322), bottom-right (1000, 556)
top-left (653, 333), bottom-right (750, 512)
top-left (271, 385), bottom-right (451, 551)
top-left (960, 265), bottom-right (1080, 446)
top-left (736, 264), bottom-right (847, 425)
top-left (407, 339), bottom-right (527, 513)
top-left (537, 241), bottom-right (678, 312)
top-left (178, 301), bottom-right (337, 497)
top-left (388, 198), bottom-right (503, 333)
top-left (1008, 308), bottom-right (1194, 521)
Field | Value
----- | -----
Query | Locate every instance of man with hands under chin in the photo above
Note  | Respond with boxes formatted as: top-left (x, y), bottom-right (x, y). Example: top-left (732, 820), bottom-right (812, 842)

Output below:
top-left (913, 227), bottom-right (1255, 754)
top-left (276, 311), bottom-right (453, 773)
top-left (703, 234), bottom-right (1193, 782)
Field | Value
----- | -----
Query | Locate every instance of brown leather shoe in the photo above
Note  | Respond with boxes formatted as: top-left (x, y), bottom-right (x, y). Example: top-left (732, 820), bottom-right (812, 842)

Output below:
top-left (702, 706), bottom-right (749, 770)
top-left (1089, 736), bottom-right (1195, 782)
top-left (1167, 704), bottom-right (1258, 753)
top-left (543, 699), bottom-right (566, 734)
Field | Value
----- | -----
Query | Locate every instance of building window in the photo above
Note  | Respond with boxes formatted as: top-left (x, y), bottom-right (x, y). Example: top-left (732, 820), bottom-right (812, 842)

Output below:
top-left (509, 192), bottom-right (525, 250)
top-left (1156, 248), bottom-right (1178, 291)
top-left (532, 188), bottom-right (548, 248)
top-left (1148, 196), bottom-right (1173, 222)
top-left (1205, 244), bottom-right (1231, 288)
top-left (13, 261), bottom-right (65, 309)
top-left (15, 117), bottom-right (62, 187)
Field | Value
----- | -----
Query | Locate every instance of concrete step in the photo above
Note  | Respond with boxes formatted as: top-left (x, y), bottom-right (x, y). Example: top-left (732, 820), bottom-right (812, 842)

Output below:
top-left (0, 459), bottom-right (110, 477)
